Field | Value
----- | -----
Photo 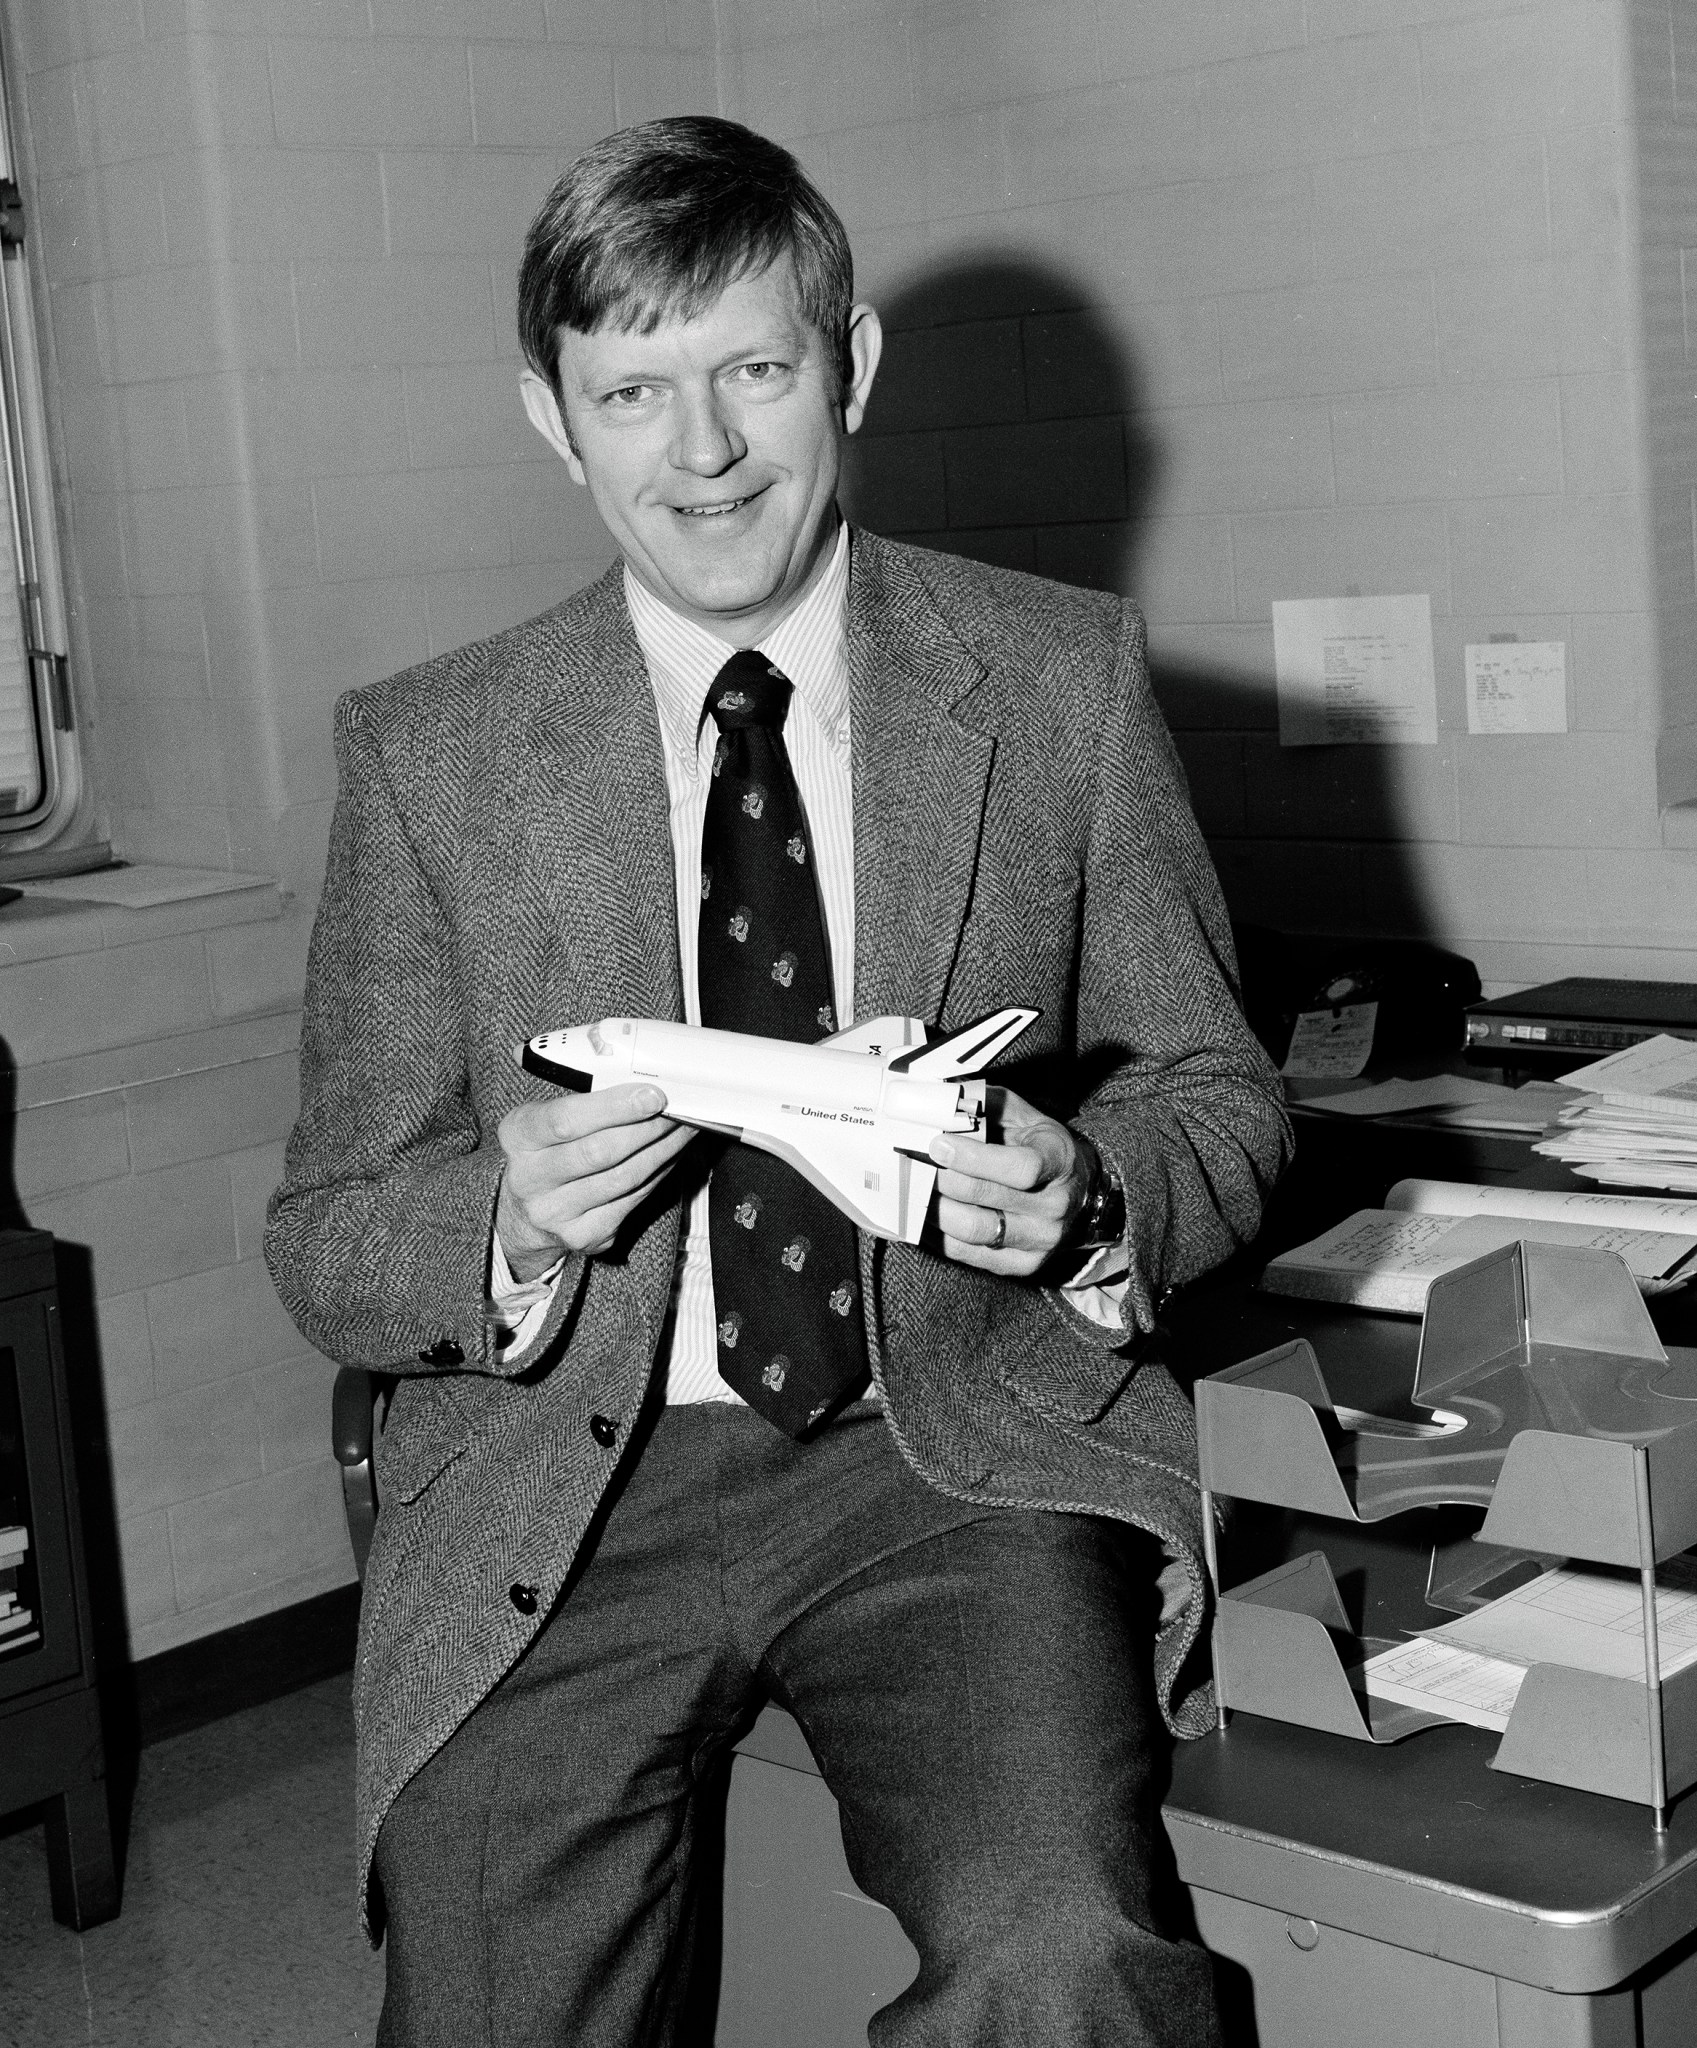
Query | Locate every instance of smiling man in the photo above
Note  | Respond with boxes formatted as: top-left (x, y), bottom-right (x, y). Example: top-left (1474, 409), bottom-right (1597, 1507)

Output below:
top-left (267, 117), bottom-right (1288, 2048)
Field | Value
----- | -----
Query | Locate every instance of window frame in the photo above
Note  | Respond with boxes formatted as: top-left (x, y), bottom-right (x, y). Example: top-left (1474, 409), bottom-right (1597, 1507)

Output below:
top-left (0, 33), bottom-right (84, 866)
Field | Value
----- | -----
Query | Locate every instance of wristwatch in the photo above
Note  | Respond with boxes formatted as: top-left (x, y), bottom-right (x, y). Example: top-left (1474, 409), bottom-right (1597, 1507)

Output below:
top-left (1068, 1146), bottom-right (1126, 1251)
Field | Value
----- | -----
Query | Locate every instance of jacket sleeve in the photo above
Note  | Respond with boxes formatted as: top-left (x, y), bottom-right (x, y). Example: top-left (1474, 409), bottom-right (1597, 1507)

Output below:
top-left (1050, 601), bottom-right (1291, 1345)
top-left (264, 692), bottom-right (586, 1377)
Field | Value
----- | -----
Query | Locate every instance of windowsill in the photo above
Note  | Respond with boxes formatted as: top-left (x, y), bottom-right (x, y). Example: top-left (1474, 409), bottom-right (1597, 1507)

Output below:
top-left (0, 864), bottom-right (281, 967)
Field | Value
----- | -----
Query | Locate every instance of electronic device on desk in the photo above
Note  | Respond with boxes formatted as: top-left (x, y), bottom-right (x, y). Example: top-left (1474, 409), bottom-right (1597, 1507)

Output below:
top-left (1233, 925), bottom-right (1482, 1071)
top-left (1465, 976), bottom-right (1697, 1080)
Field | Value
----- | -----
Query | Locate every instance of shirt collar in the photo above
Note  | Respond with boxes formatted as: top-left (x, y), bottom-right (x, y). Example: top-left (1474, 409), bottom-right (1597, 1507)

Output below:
top-left (623, 520), bottom-right (852, 769)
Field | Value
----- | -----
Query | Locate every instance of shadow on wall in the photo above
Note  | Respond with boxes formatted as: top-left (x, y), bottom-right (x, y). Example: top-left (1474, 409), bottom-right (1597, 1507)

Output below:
top-left (840, 253), bottom-right (1435, 953)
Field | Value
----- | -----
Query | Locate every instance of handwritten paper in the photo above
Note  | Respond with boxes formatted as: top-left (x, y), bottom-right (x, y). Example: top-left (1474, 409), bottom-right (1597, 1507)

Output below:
top-left (1281, 1001), bottom-right (1377, 1079)
top-left (1273, 594), bottom-right (1438, 747)
top-left (1465, 641), bottom-right (1567, 735)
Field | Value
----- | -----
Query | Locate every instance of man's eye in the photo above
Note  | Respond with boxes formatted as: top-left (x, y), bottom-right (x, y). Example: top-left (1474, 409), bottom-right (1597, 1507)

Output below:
top-left (734, 361), bottom-right (783, 383)
top-left (606, 385), bottom-right (655, 406)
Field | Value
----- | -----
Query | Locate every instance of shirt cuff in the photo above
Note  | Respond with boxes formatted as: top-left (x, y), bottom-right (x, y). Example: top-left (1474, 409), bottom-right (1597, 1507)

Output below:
top-left (488, 1231), bottom-right (566, 1358)
top-left (1054, 1240), bottom-right (1131, 1331)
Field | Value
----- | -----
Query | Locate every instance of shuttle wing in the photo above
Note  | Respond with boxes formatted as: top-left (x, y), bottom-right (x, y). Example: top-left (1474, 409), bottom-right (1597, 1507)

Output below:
top-left (819, 1014), bottom-right (926, 1057)
top-left (749, 1121), bottom-right (937, 1244)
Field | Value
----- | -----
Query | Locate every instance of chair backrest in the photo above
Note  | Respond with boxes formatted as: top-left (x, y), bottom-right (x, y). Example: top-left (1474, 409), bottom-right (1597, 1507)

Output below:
top-left (331, 1366), bottom-right (386, 1581)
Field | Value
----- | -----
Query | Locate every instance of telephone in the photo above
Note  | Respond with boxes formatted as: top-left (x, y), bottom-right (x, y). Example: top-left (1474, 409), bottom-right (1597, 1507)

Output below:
top-left (1232, 924), bottom-right (1481, 1070)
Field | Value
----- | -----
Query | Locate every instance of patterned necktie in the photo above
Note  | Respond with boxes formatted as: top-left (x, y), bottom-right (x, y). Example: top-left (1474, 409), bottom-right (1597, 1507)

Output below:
top-left (698, 648), bottom-right (868, 1436)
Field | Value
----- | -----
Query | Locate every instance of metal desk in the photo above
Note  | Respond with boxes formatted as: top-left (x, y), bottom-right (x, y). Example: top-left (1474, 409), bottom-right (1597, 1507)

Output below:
top-left (1163, 1281), bottom-right (1697, 2046)
top-left (717, 1281), bottom-right (1697, 2045)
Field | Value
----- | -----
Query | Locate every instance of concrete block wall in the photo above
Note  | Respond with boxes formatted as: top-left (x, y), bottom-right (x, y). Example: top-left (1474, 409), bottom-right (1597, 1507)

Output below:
top-left (720, 0), bottom-right (1697, 992)
top-left (7, 0), bottom-right (1697, 1656)
top-left (2, 878), bottom-right (333, 1660)
top-left (1, 0), bottom-right (711, 1658)
top-left (10, 0), bottom-right (717, 904)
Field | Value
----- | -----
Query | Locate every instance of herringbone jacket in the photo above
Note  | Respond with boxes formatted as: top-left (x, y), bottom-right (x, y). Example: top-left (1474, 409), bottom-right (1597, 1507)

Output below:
top-left (265, 530), bottom-right (1289, 1937)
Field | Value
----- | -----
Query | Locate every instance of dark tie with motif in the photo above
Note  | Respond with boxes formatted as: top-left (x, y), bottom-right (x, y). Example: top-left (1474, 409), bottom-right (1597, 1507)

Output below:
top-left (698, 648), bottom-right (868, 1436)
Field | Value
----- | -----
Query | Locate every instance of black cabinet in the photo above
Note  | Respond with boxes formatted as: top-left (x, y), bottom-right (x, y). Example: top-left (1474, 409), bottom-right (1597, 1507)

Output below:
top-left (0, 1229), bottom-right (117, 1928)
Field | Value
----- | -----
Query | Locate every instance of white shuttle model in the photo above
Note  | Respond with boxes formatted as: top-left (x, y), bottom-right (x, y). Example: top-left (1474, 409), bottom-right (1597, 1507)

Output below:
top-left (522, 1007), bottom-right (1039, 1244)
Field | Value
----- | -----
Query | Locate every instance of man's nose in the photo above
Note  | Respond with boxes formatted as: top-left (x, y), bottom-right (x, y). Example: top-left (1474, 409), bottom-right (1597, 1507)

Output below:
top-left (671, 386), bottom-right (745, 475)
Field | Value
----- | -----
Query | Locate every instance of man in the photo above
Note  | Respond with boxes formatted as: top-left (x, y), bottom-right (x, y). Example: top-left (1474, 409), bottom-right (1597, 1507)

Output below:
top-left (267, 115), bottom-right (1287, 2047)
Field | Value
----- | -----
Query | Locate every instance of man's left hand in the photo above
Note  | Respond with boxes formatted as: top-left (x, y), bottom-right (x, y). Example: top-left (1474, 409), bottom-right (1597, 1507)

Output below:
top-left (928, 1087), bottom-right (1096, 1277)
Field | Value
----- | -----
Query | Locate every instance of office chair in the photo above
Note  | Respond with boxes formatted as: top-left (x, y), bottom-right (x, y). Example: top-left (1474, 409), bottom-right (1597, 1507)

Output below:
top-left (330, 1366), bottom-right (390, 1581)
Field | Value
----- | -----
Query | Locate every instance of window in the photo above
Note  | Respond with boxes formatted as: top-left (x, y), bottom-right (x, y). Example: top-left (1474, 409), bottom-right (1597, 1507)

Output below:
top-left (0, 43), bottom-right (79, 860)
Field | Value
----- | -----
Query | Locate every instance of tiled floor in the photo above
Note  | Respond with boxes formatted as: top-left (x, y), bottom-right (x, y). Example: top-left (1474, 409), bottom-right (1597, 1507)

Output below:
top-left (0, 1678), bottom-right (384, 2047)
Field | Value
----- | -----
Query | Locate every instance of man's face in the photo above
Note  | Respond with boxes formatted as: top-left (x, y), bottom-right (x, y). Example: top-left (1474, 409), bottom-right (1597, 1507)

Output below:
top-left (522, 258), bottom-right (881, 645)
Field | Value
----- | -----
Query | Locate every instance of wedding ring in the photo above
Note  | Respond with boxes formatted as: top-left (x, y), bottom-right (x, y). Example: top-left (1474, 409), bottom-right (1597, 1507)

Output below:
top-left (987, 1209), bottom-right (1007, 1251)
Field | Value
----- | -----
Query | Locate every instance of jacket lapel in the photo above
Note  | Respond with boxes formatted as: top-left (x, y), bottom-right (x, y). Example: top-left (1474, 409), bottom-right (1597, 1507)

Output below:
top-left (505, 571), bottom-right (684, 1335)
top-left (510, 568), bottom-right (683, 1029)
top-left (848, 533), bottom-right (995, 1026)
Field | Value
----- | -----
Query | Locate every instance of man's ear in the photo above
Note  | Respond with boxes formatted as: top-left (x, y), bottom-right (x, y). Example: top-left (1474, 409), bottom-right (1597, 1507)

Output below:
top-left (520, 368), bottom-right (587, 485)
top-left (841, 303), bottom-right (883, 437)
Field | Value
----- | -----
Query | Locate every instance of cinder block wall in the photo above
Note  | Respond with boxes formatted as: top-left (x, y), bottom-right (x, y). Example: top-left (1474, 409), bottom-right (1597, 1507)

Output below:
top-left (6, 0), bottom-right (1696, 1656)
top-left (741, 0), bottom-right (1696, 992)
top-left (3, 0), bottom-right (711, 1658)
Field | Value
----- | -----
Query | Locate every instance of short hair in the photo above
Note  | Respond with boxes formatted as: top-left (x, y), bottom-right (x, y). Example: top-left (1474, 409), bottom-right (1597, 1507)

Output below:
top-left (518, 116), bottom-right (855, 398)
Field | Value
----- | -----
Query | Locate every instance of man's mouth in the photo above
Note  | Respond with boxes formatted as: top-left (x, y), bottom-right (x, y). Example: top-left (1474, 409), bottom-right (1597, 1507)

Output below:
top-left (674, 494), bottom-right (757, 518)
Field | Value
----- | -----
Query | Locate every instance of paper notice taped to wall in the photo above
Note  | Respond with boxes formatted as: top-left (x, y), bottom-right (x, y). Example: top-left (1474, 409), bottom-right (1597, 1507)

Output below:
top-left (1273, 594), bottom-right (1438, 746)
top-left (1465, 641), bottom-right (1567, 735)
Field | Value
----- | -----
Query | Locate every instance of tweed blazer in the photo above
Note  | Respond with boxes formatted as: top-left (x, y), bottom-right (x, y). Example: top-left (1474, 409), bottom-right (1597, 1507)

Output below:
top-left (265, 529), bottom-right (1289, 1935)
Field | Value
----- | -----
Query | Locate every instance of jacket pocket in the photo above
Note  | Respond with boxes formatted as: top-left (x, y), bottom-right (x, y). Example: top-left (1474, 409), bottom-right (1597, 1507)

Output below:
top-left (1001, 1335), bottom-right (1139, 1426)
top-left (375, 1374), bottom-right (487, 1504)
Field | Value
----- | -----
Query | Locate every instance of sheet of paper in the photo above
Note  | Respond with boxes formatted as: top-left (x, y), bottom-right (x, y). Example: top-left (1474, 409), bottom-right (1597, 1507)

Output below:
top-left (1385, 1176), bottom-right (1697, 1235)
top-left (1465, 641), bottom-right (1567, 735)
top-left (1274, 1207), bottom-right (1697, 1288)
top-left (1356, 1638), bottom-right (1527, 1733)
top-left (1300, 1074), bottom-right (1516, 1119)
top-left (1430, 1562), bottom-right (1697, 1684)
top-left (1559, 1033), bottom-right (1697, 1114)
top-left (1281, 1002), bottom-right (1376, 1079)
top-left (1426, 1078), bottom-right (1577, 1133)
top-left (1273, 594), bottom-right (1438, 746)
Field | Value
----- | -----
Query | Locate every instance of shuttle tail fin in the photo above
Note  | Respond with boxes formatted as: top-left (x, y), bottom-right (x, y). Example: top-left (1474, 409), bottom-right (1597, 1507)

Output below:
top-left (892, 1006), bottom-right (1039, 1082)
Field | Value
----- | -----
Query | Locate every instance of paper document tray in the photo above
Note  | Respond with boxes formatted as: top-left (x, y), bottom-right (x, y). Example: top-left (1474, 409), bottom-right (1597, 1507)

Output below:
top-left (1198, 1241), bottom-right (1697, 1816)
top-left (1213, 1551), bottom-right (1697, 1803)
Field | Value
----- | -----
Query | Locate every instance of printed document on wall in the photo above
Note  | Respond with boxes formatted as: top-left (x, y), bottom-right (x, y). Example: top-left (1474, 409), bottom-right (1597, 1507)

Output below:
top-left (1273, 594), bottom-right (1438, 747)
top-left (1465, 641), bottom-right (1567, 735)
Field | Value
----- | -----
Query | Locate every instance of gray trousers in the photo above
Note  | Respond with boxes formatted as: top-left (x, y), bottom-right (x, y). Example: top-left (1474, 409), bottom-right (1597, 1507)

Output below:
top-left (373, 1398), bottom-right (1220, 2048)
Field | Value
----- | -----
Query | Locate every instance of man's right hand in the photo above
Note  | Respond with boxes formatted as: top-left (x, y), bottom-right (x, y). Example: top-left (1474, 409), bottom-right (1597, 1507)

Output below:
top-left (495, 1084), bottom-right (697, 1280)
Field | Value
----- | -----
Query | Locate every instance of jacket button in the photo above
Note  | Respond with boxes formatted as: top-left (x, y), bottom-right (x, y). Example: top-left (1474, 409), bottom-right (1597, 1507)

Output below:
top-left (589, 1414), bottom-right (617, 1449)
top-left (509, 1583), bottom-right (538, 1616)
top-left (418, 1338), bottom-right (463, 1366)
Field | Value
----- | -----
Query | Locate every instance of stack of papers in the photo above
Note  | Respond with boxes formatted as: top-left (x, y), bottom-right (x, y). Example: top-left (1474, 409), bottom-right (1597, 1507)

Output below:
top-left (1293, 1073), bottom-right (1576, 1134)
top-left (1535, 1034), bottom-right (1697, 1190)
top-left (1358, 1559), bottom-right (1697, 1733)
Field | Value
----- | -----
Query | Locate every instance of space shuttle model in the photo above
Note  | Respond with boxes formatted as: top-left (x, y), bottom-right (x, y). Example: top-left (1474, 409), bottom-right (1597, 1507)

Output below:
top-left (522, 1007), bottom-right (1039, 1244)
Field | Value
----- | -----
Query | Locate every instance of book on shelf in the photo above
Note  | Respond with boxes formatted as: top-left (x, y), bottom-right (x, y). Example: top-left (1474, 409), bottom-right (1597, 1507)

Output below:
top-left (0, 1605), bottom-right (37, 1641)
top-left (0, 1524), bottom-right (28, 1566)
top-left (1259, 1177), bottom-right (1697, 1315)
